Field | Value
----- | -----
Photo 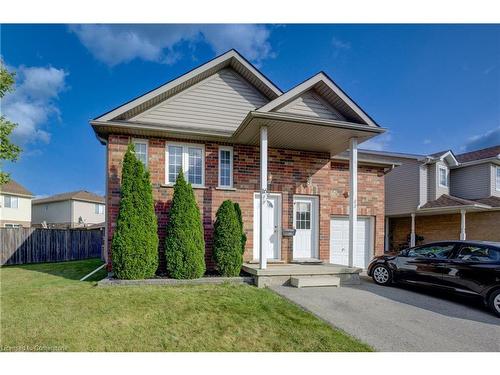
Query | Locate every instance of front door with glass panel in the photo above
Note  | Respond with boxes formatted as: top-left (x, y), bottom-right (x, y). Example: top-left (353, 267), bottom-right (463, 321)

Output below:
top-left (253, 193), bottom-right (281, 261)
top-left (293, 196), bottom-right (318, 259)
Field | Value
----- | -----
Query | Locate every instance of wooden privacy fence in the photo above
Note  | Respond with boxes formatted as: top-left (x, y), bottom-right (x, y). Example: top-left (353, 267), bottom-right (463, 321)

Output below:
top-left (0, 228), bottom-right (103, 266)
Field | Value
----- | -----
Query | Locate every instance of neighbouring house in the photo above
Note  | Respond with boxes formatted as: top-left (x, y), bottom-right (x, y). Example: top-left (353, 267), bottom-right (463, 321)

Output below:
top-left (0, 179), bottom-right (34, 228)
top-left (360, 145), bottom-right (500, 251)
top-left (31, 190), bottom-right (105, 229)
top-left (91, 49), bottom-right (397, 272)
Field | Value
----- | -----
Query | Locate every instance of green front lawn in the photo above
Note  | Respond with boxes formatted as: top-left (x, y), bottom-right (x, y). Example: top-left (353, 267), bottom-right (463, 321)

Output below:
top-left (0, 259), bottom-right (371, 351)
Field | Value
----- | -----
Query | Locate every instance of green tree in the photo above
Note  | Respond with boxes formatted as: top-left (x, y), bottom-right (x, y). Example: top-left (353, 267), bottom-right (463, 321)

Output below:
top-left (165, 171), bottom-right (206, 279)
top-left (213, 200), bottom-right (243, 276)
top-left (112, 143), bottom-right (159, 279)
top-left (234, 202), bottom-right (247, 255)
top-left (0, 63), bottom-right (22, 184)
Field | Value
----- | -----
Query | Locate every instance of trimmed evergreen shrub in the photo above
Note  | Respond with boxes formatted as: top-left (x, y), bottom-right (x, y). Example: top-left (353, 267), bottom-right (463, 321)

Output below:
top-left (165, 171), bottom-right (206, 279)
top-left (234, 202), bottom-right (247, 255)
top-left (112, 143), bottom-right (159, 279)
top-left (213, 200), bottom-right (243, 276)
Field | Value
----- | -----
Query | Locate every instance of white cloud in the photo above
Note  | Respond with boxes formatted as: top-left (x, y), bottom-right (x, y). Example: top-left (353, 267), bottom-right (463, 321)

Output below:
top-left (462, 126), bottom-right (500, 151)
top-left (361, 132), bottom-right (392, 151)
top-left (423, 139), bottom-right (432, 145)
top-left (2, 64), bottom-right (68, 144)
top-left (69, 24), bottom-right (274, 67)
top-left (331, 36), bottom-right (351, 50)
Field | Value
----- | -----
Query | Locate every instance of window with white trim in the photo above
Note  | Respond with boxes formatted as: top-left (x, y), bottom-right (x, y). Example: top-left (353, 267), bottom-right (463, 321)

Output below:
top-left (166, 143), bottom-right (205, 186)
top-left (438, 166), bottom-right (449, 187)
top-left (95, 203), bottom-right (105, 214)
top-left (218, 146), bottom-right (233, 188)
top-left (133, 139), bottom-right (148, 167)
top-left (496, 166), bottom-right (500, 191)
top-left (4, 195), bottom-right (19, 208)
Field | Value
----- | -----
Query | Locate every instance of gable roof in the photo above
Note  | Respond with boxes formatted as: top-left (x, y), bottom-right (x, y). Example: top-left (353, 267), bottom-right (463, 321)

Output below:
top-left (94, 49), bottom-right (282, 122)
top-left (0, 179), bottom-right (33, 197)
top-left (33, 190), bottom-right (104, 205)
top-left (257, 72), bottom-right (379, 127)
top-left (456, 145), bottom-right (500, 163)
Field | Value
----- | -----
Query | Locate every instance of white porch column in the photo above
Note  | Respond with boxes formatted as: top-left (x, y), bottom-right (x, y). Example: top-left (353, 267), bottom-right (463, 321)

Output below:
top-left (259, 126), bottom-right (268, 270)
top-left (348, 138), bottom-right (358, 267)
top-left (460, 209), bottom-right (466, 240)
top-left (410, 213), bottom-right (416, 247)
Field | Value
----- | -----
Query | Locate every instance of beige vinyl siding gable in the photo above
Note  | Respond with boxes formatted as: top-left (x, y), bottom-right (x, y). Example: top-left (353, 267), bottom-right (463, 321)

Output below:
top-left (132, 68), bottom-right (269, 134)
top-left (450, 163), bottom-right (492, 199)
top-left (276, 90), bottom-right (346, 121)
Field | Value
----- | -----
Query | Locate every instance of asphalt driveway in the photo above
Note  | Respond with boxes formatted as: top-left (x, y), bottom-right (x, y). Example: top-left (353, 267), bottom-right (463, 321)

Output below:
top-left (272, 277), bottom-right (500, 352)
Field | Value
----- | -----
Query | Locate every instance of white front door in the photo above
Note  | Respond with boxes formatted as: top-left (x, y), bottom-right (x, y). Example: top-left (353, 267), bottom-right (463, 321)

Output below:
top-left (253, 193), bottom-right (281, 261)
top-left (330, 216), bottom-right (373, 268)
top-left (293, 196), bottom-right (318, 259)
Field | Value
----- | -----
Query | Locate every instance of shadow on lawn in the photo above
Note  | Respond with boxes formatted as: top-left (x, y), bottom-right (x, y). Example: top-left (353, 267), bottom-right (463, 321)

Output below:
top-left (7, 258), bottom-right (107, 282)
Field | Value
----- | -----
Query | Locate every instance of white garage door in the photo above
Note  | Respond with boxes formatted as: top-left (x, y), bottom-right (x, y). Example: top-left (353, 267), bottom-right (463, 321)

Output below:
top-left (330, 216), bottom-right (373, 269)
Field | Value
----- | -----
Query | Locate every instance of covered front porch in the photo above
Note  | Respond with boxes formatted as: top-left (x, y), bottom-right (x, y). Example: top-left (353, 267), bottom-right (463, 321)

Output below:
top-left (232, 73), bottom-right (386, 271)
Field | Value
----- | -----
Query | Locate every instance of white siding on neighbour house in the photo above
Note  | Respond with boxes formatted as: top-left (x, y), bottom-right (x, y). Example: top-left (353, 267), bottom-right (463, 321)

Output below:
top-left (419, 164), bottom-right (428, 206)
top-left (276, 90), bottom-right (346, 121)
top-left (450, 163), bottom-right (492, 199)
top-left (0, 194), bottom-right (32, 225)
top-left (490, 164), bottom-right (500, 197)
top-left (32, 200), bottom-right (71, 226)
top-left (132, 68), bottom-right (268, 134)
top-left (72, 200), bottom-right (105, 225)
top-left (427, 161), bottom-right (450, 201)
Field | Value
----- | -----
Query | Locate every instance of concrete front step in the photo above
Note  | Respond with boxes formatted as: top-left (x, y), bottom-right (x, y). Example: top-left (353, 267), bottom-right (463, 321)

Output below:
top-left (290, 276), bottom-right (341, 288)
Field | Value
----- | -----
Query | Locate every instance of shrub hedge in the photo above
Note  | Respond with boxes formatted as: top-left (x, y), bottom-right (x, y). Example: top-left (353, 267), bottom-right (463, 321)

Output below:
top-left (112, 143), bottom-right (159, 279)
top-left (165, 171), bottom-right (206, 279)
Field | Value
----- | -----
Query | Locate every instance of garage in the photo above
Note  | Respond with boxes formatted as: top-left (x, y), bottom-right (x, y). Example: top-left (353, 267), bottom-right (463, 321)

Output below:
top-left (330, 216), bottom-right (374, 268)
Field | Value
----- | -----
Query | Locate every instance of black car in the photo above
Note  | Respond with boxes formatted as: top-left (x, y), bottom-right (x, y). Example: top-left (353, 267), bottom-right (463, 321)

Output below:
top-left (367, 240), bottom-right (500, 317)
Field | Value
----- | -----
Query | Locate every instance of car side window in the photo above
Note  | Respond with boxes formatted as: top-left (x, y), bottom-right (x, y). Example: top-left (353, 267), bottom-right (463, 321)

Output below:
top-left (456, 245), bottom-right (500, 262)
top-left (407, 244), bottom-right (454, 259)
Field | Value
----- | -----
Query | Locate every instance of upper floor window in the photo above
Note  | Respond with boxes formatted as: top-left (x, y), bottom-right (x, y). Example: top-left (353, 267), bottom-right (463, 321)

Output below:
top-left (218, 146), bottom-right (233, 188)
top-left (133, 139), bottom-right (148, 167)
top-left (438, 166), bottom-right (449, 188)
top-left (166, 143), bottom-right (205, 187)
top-left (95, 204), bottom-right (105, 215)
top-left (4, 195), bottom-right (19, 209)
top-left (496, 166), bottom-right (500, 191)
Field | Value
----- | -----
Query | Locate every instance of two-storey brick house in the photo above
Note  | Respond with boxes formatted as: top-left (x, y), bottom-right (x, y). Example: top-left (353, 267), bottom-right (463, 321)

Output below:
top-left (362, 145), bottom-right (500, 250)
top-left (91, 50), bottom-right (395, 273)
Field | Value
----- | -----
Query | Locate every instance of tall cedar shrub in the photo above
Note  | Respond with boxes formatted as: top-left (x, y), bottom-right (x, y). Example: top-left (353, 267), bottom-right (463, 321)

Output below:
top-left (213, 200), bottom-right (243, 276)
top-left (234, 203), bottom-right (247, 254)
top-left (112, 143), bottom-right (159, 279)
top-left (165, 171), bottom-right (206, 279)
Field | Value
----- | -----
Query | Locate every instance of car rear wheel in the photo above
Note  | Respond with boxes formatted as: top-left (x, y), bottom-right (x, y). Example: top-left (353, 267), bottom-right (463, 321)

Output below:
top-left (372, 265), bottom-right (392, 286)
top-left (488, 289), bottom-right (500, 318)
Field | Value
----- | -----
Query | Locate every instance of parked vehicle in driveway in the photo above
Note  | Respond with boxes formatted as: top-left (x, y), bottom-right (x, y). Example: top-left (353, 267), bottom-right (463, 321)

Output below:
top-left (367, 240), bottom-right (500, 317)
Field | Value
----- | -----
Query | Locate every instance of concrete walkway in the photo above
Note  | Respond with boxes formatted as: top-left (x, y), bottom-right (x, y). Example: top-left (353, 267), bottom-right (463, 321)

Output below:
top-left (272, 278), bottom-right (500, 352)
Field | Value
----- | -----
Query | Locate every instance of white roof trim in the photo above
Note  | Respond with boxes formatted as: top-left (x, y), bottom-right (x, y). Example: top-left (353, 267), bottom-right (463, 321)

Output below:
top-left (256, 72), bottom-right (379, 127)
top-left (94, 50), bottom-right (282, 122)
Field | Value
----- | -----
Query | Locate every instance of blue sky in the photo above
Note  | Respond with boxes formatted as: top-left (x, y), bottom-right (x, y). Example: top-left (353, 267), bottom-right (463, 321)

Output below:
top-left (1, 24), bottom-right (499, 197)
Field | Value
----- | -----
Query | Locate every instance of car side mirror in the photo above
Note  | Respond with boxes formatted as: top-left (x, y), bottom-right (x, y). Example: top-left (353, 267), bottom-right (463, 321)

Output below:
top-left (399, 249), bottom-right (409, 257)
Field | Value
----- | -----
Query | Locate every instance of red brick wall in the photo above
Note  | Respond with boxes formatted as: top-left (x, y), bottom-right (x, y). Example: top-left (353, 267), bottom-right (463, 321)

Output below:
top-left (389, 211), bottom-right (500, 251)
top-left (106, 135), bottom-right (386, 272)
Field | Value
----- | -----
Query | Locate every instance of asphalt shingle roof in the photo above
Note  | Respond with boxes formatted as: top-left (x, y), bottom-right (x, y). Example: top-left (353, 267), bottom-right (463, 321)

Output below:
top-left (456, 145), bottom-right (500, 163)
top-left (33, 190), bottom-right (104, 205)
top-left (0, 179), bottom-right (33, 197)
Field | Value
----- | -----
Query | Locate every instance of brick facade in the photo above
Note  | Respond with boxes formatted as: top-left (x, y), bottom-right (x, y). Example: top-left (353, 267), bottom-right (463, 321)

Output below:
top-left (106, 134), bottom-right (386, 272)
top-left (389, 211), bottom-right (500, 251)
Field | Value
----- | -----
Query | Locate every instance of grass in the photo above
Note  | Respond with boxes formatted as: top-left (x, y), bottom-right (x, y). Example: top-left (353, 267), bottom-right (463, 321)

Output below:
top-left (0, 259), bottom-right (371, 352)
